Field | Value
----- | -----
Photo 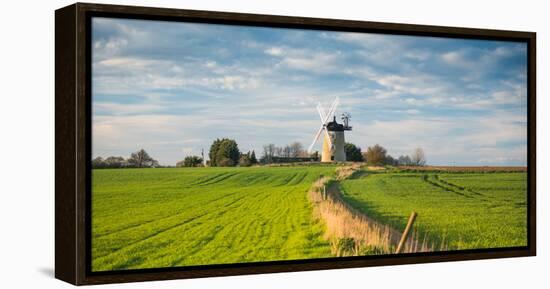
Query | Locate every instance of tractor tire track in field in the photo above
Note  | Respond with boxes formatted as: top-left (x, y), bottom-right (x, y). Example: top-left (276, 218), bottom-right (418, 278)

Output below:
top-left (434, 175), bottom-right (485, 197)
top-left (239, 173), bottom-right (272, 186)
top-left (435, 175), bottom-right (519, 208)
top-left (93, 193), bottom-right (247, 261)
top-left (432, 175), bottom-right (512, 205)
top-left (94, 194), bottom-right (249, 262)
top-left (94, 212), bottom-right (210, 262)
top-left (92, 167), bottom-right (339, 270)
top-left (421, 174), bottom-right (474, 199)
top-left (94, 190), bottom-right (243, 239)
top-left (169, 182), bottom-right (318, 266)
top-left (185, 172), bottom-right (227, 186)
top-left (197, 172), bottom-right (242, 186)
top-left (167, 224), bottom-right (227, 267)
top-left (188, 171), bottom-right (239, 186)
top-left (288, 172), bottom-right (308, 185)
top-left (273, 172), bottom-right (299, 187)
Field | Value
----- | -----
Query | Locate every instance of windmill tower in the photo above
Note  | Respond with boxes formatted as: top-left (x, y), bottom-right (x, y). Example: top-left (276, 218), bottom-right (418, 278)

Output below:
top-left (308, 97), bottom-right (352, 162)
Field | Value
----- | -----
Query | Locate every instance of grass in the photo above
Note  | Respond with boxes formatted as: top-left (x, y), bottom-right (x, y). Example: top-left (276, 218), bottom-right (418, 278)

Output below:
top-left (339, 170), bottom-right (527, 250)
top-left (92, 166), bottom-right (335, 271)
top-left (92, 165), bottom-right (528, 271)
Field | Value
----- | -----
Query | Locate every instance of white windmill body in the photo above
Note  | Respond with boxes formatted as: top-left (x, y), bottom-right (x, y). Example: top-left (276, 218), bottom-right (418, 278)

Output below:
top-left (322, 117), bottom-right (346, 162)
top-left (308, 97), bottom-right (352, 162)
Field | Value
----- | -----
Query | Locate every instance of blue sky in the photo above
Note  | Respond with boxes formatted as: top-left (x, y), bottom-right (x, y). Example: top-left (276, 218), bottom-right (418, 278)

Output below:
top-left (92, 17), bottom-right (527, 166)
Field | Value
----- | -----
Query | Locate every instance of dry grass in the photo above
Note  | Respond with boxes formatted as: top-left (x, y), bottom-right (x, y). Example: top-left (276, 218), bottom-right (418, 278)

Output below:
top-left (335, 163), bottom-right (363, 180)
top-left (309, 176), bottom-right (436, 256)
top-left (366, 166), bottom-right (386, 171)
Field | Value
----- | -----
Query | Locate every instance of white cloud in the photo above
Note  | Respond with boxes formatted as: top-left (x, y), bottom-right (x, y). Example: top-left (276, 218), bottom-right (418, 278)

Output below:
top-left (94, 102), bottom-right (166, 115)
top-left (279, 51), bottom-right (341, 72)
top-left (348, 111), bottom-right (526, 166)
top-left (373, 74), bottom-right (447, 96)
top-left (91, 18), bottom-right (528, 166)
top-left (93, 38), bottom-right (128, 57)
top-left (330, 32), bottom-right (391, 48)
top-left (264, 47), bottom-right (283, 56)
top-left (441, 51), bottom-right (463, 65)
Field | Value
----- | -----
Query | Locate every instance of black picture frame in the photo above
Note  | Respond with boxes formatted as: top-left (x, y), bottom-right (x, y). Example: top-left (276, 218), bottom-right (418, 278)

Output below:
top-left (55, 2), bottom-right (536, 285)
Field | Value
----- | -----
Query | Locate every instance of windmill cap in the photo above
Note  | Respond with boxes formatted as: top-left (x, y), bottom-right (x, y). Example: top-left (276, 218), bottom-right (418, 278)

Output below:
top-left (326, 116), bottom-right (344, 131)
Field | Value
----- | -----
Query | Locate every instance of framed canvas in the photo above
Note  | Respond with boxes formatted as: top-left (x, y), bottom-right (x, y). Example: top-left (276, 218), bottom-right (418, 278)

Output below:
top-left (55, 2), bottom-right (536, 285)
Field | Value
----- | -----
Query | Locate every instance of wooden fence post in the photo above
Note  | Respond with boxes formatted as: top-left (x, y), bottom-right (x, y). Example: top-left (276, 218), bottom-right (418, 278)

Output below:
top-left (395, 211), bottom-right (417, 254)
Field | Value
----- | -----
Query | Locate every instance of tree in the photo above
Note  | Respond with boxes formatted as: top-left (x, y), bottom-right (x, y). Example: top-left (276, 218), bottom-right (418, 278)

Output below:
top-left (105, 156), bottom-right (126, 168)
top-left (92, 157), bottom-right (106, 169)
top-left (127, 149), bottom-right (158, 168)
top-left (239, 152), bottom-right (252, 167)
top-left (275, 146), bottom-right (283, 157)
top-left (364, 144), bottom-right (387, 165)
top-left (282, 145), bottom-right (291, 157)
top-left (289, 142), bottom-right (304, 157)
top-left (209, 138), bottom-right (240, 167)
top-left (384, 154), bottom-right (398, 166)
top-left (311, 151), bottom-right (319, 161)
top-left (250, 150), bottom-right (258, 164)
top-left (344, 143), bottom-right (363, 162)
top-left (262, 143), bottom-right (276, 164)
top-left (209, 139), bottom-right (223, 167)
top-left (177, 156), bottom-right (203, 167)
top-left (397, 155), bottom-right (412, 166)
top-left (411, 148), bottom-right (427, 166)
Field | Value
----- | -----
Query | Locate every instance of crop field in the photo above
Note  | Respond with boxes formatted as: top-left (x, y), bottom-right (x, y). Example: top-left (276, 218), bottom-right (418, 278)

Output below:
top-left (91, 166), bottom-right (335, 271)
top-left (92, 165), bottom-right (528, 271)
top-left (339, 170), bottom-right (528, 250)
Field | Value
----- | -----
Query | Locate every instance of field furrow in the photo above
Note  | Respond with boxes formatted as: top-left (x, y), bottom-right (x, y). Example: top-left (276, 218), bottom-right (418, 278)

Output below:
top-left (92, 166), bottom-right (335, 271)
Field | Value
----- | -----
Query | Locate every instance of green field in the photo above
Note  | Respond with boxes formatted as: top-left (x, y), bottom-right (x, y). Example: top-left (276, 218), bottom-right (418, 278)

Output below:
top-left (339, 170), bottom-right (527, 250)
top-left (91, 166), bottom-right (335, 271)
top-left (92, 165), bottom-right (528, 271)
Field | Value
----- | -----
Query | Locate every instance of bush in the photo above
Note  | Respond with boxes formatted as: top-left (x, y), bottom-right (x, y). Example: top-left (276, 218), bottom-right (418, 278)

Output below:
top-left (176, 156), bottom-right (203, 167)
top-left (344, 143), bottom-right (363, 162)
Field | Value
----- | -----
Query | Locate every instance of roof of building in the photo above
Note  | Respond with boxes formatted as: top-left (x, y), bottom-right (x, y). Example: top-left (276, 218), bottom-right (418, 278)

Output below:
top-left (326, 116), bottom-right (344, 131)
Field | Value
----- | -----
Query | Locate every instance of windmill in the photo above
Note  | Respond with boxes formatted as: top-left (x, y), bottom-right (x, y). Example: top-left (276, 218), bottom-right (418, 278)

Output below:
top-left (308, 97), bottom-right (352, 162)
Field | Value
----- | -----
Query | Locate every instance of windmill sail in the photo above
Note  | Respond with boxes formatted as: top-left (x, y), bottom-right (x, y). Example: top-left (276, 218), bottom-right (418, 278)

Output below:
top-left (308, 125), bottom-right (325, 153)
top-left (308, 97), bottom-right (339, 153)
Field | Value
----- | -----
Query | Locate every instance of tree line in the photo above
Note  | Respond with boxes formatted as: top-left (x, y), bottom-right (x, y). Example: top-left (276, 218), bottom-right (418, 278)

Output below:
top-left (181, 139), bottom-right (312, 167)
top-left (180, 139), bottom-right (315, 167)
top-left (92, 141), bottom-right (426, 169)
top-left (344, 143), bottom-right (426, 166)
top-left (260, 142), bottom-right (313, 164)
top-left (92, 149), bottom-right (159, 169)
top-left (178, 138), bottom-right (259, 168)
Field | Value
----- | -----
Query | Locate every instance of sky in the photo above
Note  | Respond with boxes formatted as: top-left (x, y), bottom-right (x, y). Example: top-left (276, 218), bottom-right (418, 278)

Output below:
top-left (91, 17), bottom-right (528, 166)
